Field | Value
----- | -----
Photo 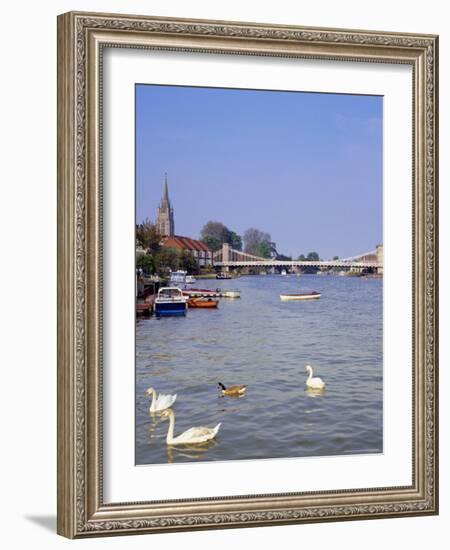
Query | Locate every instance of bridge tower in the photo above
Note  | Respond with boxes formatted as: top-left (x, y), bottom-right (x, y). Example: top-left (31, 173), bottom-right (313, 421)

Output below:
top-left (376, 244), bottom-right (384, 274)
top-left (222, 242), bottom-right (230, 272)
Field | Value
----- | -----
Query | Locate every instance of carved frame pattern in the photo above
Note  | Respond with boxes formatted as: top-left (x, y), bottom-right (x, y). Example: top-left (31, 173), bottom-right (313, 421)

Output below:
top-left (57, 11), bottom-right (438, 538)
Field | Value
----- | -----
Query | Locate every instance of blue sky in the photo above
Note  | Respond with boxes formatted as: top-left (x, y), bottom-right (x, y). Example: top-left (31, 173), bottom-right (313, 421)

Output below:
top-left (136, 84), bottom-right (382, 259)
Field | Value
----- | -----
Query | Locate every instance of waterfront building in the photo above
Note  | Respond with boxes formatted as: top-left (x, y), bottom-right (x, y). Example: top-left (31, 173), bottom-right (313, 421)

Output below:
top-left (162, 235), bottom-right (213, 267)
top-left (155, 173), bottom-right (175, 237)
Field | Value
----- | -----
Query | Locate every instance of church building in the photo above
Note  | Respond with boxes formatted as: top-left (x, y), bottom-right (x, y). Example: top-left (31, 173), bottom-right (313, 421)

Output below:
top-left (155, 175), bottom-right (213, 267)
top-left (156, 173), bottom-right (175, 237)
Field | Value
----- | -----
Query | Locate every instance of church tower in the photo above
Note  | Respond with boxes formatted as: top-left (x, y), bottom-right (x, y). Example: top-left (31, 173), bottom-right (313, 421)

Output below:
top-left (156, 173), bottom-right (175, 237)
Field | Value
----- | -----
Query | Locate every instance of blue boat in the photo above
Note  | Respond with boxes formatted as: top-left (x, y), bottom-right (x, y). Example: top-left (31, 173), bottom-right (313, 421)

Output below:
top-left (154, 287), bottom-right (188, 317)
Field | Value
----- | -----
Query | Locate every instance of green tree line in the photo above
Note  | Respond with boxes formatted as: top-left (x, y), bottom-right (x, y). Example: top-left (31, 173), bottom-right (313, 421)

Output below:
top-left (200, 221), bottom-right (277, 259)
top-left (136, 219), bottom-right (197, 275)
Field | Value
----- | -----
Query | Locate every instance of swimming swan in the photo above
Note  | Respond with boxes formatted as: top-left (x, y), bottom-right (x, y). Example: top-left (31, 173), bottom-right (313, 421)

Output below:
top-left (146, 387), bottom-right (177, 412)
top-left (305, 365), bottom-right (326, 389)
top-left (218, 382), bottom-right (247, 396)
top-left (160, 409), bottom-right (221, 445)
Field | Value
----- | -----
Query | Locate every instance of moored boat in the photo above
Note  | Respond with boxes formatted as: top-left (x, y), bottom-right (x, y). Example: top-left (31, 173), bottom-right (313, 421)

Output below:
top-left (169, 270), bottom-right (187, 285)
top-left (182, 288), bottom-right (222, 298)
top-left (222, 289), bottom-right (241, 299)
top-left (185, 275), bottom-right (196, 284)
top-left (216, 272), bottom-right (232, 279)
top-left (155, 287), bottom-right (188, 316)
top-left (188, 297), bottom-right (219, 309)
top-left (280, 291), bottom-right (321, 301)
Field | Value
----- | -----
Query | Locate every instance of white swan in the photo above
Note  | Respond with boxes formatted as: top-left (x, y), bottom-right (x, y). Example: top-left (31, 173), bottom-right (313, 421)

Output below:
top-left (305, 365), bottom-right (326, 389)
top-left (146, 387), bottom-right (177, 412)
top-left (160, 409), bottom-right (221, 445)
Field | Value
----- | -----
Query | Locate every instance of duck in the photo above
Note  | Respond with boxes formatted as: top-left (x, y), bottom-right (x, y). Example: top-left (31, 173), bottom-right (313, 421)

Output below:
top-left (160, 409), bottom-right (221, 445)
top-left (218, 382), bottom-right (247, 396)
top-left (304, 365), bottom-right (326, 390)
top-left (146, 387), bottom-right (177, 412)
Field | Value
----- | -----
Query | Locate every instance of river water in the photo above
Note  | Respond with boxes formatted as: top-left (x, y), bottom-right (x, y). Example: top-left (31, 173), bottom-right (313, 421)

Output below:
top-left (135, 274), bottom-right (383, 465)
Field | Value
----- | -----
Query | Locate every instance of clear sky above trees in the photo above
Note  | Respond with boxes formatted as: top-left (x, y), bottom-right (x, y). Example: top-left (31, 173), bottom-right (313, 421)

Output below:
top-left (136, 84), bottom-right (382, 259)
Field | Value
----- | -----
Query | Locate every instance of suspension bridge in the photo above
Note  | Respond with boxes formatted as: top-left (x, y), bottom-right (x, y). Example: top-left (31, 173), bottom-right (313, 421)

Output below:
top-left (213, 243), bottom-right (383, 273)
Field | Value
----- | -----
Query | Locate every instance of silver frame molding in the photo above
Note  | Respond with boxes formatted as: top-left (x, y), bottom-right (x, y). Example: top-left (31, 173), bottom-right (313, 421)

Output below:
top-left (57, 11), bottom-right (439, 538)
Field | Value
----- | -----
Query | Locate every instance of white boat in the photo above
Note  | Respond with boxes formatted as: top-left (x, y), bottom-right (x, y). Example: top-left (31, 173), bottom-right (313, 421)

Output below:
top-left (222, 289), bottom-right (241, 299)
top-left (169, 270), bottom-right (187, 285)
top-left (185, 275), bottom-right (196, 284)
top-left (281, 269), bottom-right (287, 276)
top-left (216, 272), bottom-right (232, 280)
top-left (154, 287), bottom-right (188, 316)
top-left (280, 292), bottom-right (321, 301)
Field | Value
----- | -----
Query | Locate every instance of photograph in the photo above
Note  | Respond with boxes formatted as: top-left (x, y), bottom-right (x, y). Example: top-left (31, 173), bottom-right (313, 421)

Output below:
top-left (55, 9), bottom-right (438, 538)
top-left (134, 84), bottom-right (384, 466)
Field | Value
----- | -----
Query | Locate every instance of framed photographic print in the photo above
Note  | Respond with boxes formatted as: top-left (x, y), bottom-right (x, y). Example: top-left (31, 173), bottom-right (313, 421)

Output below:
top-left (57, 11), bottom-right (439, 538)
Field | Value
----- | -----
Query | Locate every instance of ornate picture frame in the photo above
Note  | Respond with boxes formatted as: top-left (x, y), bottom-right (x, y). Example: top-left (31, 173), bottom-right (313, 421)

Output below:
top-left (57, 11), bottom-right (438, 538)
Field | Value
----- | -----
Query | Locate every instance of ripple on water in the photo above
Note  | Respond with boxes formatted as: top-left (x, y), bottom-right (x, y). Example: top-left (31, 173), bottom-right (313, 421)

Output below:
top-left (135, 275), bottom-right (383, 465)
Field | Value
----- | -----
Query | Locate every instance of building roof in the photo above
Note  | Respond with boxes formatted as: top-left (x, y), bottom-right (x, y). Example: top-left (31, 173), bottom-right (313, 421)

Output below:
top-left (163, 235), bottom-right (211, 253)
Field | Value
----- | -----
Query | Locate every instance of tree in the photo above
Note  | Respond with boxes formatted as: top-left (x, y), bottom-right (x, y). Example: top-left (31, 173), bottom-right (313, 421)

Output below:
top-left (307, 251), bottom-right (320, 261)
top-left (201, 221), bottom-right (227, 250)
top-left (179, 251), bottom-right (198, 274)
top-left (277, 254), bottom-right (292, 261)
top-left (202, 235), bottom-right (221, 252)
top-left (297, 254), bottom-right (306, 261)
top-left (200, 221), bottom-right (243, 252)
top-left (333, 256), bottom-right (339, 261)
top-left (136, 218), bottom-right (162, 252)
top-left (154, 247), bottom-right (180, 274)
top-left (136, 253), bottom-right (154, 274)
top-left (257, 240), bottom-right (272, 259)
top-left (243, 228), bottom-right (274, 256)
top-left (229, 231), bottom-right (242, 251)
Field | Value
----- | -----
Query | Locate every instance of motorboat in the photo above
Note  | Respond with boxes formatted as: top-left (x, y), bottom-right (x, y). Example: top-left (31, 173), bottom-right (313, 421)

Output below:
top-left (216, 272), bottom-right (232, 279)
top-left (185, 275), bottom-right (196, 284)
top-left (169, 270), bottom-right (187, 285)
top-left (280, 292), bottom-right (321, 301)
top-left (154, 287), bottom-right (188, 316)
top-left (281, 269), bottom-right (287, 276)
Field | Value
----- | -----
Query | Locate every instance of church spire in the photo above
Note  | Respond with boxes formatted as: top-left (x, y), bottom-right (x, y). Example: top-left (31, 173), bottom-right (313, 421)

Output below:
top-left (156, 173), bottom-right (175, 237)
top-left (163, 172), bottom-right (169, 201)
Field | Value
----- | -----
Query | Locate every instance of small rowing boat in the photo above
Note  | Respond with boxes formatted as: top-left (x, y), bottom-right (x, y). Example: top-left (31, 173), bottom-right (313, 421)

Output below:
top-left (188, 297), bottom-right (219, 309)
top-left (280, 292), bottom-right (321, 301)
